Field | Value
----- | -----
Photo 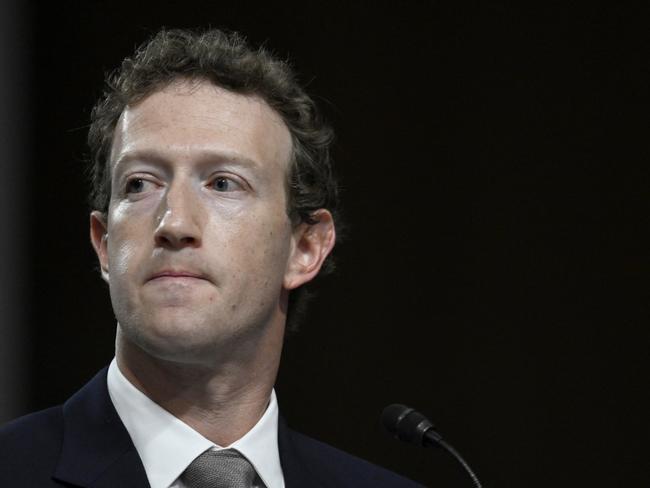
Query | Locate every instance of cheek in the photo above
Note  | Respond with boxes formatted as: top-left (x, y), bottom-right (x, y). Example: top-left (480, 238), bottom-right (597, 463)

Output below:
top-left (106, 220), bottom-right (148, 282)
top-left (110, 240), bottom-right (139, 277)
top-left (224, 216), bottom-right (292, 278)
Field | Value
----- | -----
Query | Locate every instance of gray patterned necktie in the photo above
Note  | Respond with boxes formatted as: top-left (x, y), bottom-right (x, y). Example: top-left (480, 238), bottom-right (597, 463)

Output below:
top-left (181, 448), bottom-right (258, 488)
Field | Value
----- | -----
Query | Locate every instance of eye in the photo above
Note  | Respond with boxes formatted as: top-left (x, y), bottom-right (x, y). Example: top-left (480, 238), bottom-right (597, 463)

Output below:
top-left (210, 175), bottom-right (244, 192)
top-left (125, 177), bottom-right (156, 194)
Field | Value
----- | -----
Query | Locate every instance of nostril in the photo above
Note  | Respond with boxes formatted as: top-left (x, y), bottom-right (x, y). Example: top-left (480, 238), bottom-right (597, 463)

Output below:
top-left (154, 232), bottom-right (201, 249)
top-left (180, 236), bottom-right (199, 246)
top-left (154, 234), bottom-right (172, 247)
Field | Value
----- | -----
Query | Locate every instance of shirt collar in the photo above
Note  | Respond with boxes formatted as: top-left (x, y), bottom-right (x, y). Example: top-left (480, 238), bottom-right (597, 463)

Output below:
top-left (107, 358), bottom-right (284, 488)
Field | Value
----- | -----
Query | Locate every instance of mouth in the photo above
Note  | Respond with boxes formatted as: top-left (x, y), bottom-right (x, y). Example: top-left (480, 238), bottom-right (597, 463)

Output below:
top-left (147, 269), bottom-right (209, 283)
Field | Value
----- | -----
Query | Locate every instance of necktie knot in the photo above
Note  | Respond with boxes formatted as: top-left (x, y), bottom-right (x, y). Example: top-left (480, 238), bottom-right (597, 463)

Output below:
top-left (181, 448), bottom-right (257, 488)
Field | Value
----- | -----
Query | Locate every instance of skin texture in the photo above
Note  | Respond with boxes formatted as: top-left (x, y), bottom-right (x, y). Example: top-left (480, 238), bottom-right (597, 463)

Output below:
top-left (90, 79), bottom-right (335, 445)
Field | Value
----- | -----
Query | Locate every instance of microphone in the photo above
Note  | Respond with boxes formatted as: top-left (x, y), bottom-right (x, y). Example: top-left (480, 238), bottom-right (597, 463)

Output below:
top-left (381, 404), bottom-right (483, 488)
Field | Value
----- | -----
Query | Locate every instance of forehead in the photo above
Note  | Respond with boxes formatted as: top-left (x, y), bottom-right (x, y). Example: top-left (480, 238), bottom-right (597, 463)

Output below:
top-left (110, 79), bottom-right (293, 175)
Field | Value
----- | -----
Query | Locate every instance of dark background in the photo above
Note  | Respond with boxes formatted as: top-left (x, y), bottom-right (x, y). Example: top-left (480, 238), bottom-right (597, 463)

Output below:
top-left (11, 1), bottom-right (650, 486)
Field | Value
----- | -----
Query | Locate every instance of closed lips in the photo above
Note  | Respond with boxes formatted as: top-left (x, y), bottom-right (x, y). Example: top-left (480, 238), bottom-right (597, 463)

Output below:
top-left (148, 270), bottom-right (208, 281)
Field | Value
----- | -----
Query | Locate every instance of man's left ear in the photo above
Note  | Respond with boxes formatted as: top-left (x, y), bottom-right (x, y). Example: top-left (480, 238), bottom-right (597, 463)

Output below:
top-left (284, 209), bottom-right (336, 290)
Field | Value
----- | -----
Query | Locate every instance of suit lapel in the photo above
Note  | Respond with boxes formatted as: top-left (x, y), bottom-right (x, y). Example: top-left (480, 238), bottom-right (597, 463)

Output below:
top-left (53, 367), bottom-right (150, 487)
top-left (277, 417), bottom-right (327, 488)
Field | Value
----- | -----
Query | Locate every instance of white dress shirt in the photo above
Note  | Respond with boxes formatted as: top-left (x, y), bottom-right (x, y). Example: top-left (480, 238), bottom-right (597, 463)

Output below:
top-left (107, 358), bottom-right (285, 488)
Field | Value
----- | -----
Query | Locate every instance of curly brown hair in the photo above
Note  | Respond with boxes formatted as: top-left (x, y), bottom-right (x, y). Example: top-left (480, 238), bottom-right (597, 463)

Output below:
top-left (87, 28), bottom-right (340, 331)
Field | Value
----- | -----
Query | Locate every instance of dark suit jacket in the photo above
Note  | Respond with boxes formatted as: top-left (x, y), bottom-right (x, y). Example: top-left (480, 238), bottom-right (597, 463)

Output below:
top-left (0, 368), bottom-right (423, 487)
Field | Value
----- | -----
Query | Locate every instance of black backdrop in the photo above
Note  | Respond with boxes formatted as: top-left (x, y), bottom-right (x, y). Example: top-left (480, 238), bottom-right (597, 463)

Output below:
top-left (19, 1), bottom-right (650, 486)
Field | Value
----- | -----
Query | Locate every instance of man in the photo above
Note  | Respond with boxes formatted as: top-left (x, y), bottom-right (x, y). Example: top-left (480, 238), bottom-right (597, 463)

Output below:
top-left (0, 28), bottom-right (422, 487)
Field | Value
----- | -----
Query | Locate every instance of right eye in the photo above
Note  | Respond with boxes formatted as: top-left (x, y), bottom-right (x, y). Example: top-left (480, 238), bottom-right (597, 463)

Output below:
top-left (125, 177), bottom-right (155, 194)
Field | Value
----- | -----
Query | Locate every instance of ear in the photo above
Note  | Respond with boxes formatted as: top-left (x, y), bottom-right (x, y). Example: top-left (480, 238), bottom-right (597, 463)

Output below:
top-left (284, 209), bottom-right (336, 290)
top-left (90, 211), bottom-right (110, 283)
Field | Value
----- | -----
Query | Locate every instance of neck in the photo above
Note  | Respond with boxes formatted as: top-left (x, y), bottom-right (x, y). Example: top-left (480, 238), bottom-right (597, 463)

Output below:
top-left (114, 322), bottom-right (284, 446)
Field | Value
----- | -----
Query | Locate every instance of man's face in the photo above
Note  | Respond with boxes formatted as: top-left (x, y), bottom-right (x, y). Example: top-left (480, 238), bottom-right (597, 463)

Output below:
top-left (91, 79), bottom-right (305, 364)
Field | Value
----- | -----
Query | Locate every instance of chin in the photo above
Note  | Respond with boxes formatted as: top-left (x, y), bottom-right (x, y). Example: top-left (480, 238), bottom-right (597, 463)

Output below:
top-left (120, 315), bottom-right (242, 365)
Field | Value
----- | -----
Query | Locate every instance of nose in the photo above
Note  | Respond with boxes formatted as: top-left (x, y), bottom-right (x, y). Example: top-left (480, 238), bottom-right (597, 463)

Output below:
top-left (154, 181), bottom-right (203, 250)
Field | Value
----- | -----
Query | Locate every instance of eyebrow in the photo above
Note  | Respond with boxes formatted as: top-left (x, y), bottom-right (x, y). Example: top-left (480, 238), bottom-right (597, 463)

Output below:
top-left (112, 148), bottom-right (260, 175)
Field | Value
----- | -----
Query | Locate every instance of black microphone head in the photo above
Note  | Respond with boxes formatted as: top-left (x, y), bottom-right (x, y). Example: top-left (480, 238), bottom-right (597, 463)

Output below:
top-left (381, 403), bottom-right (434, 447)
top-left (382, 405), bottom-right (482, 487)
top-left (381, 404), bottom-right (412, 436)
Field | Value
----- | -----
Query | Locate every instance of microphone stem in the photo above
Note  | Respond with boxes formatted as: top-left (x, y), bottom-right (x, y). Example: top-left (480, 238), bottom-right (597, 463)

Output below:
top-left (427, 434), bottom-right (483, 488)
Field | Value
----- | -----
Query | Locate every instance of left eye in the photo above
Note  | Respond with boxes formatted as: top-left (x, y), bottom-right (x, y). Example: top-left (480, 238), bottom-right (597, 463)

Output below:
top-left (211, 176), bottom-right (243, 192)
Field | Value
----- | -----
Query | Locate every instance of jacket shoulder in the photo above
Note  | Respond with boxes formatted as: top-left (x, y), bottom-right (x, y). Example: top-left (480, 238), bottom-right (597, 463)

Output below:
top-left (284, 428), bottom-right (424, 487)
top-left (0, 406), bottom-right (64, 485)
